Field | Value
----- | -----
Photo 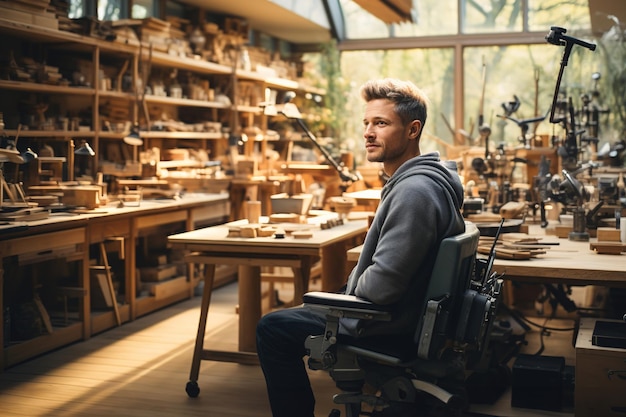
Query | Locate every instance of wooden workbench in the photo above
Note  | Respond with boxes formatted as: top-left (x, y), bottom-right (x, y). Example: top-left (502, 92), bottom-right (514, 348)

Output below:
top-left (348, 224), bottom-right (626, 288)
top-left (0, 192), bottom-right (230, 371)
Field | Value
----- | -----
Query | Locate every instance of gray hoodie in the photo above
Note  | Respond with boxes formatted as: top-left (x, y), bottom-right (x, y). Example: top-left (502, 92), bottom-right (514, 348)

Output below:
top-left (343, 152), bottom-right (466, 337)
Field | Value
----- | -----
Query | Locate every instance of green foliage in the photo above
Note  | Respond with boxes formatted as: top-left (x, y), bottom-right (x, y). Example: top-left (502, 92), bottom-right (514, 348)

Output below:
top-left (307, 40), bottom-right (350, 143)
top-left (597, 24), bottom-right (626, 135)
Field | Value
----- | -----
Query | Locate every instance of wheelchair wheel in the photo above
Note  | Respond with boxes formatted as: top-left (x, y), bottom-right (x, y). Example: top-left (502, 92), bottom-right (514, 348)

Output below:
top-left (186, 380), bottom-right (200, 398)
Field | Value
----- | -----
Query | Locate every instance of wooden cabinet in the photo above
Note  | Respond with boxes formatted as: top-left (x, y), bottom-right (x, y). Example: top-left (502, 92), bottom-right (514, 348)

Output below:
top-left (575, 317), bottom-right (626, 417)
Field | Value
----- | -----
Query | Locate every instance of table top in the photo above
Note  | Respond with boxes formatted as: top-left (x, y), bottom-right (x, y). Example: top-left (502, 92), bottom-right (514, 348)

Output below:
top-left (491, 225), bottom-right (626, 286)
top-left (343, 189), bottom-right (382, 201)
top-left (0, 193), bottom-right (229, 237)
top-left (169, 211), bottom-right (368, 255)
top-left (347, 224), bottom-right (626, 287)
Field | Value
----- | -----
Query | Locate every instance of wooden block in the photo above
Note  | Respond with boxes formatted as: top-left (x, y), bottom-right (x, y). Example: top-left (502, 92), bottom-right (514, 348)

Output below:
top-left (139, 264), bottom-right (178, 282)
top-left (596, 227), bottom-right (621, 242)
top-left (146, 275), bottom-right (187, 300)
top-left (589, 242), bottom-right (625, 255)
top-left (554, 224), bottom-right (572, 238)
top-left (257, 227), bottom-right (276, 237)
top-left (499, 201), bottom-right (527, 219)
top-left (518, 223), bottom-right (529, 234)
top-left (292, 230), bottom-right (314, 239)
top-left (239, 225), bottom-right (258, 238)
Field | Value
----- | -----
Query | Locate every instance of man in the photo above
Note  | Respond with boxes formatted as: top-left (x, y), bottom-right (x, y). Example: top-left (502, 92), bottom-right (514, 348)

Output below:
top-left (256, 78), bottom-right (466, 417)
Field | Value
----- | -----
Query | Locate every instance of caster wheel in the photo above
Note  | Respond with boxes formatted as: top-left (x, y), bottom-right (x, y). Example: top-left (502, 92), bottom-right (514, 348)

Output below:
top-left (186, 380), bottom-right (200, 398)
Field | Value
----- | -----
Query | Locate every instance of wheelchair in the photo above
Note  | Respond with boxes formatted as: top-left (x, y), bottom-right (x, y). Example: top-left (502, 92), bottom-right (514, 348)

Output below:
top-left (304, 222), bottom-right (504, 416)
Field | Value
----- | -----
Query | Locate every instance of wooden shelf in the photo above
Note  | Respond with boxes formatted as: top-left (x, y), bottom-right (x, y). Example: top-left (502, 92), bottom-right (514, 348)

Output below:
top-left (1, 129), bottom-right (96, 138)
top-left (140, 131), bottom-right (224, 140)
top-left (0, 80), bottom-right (96, 95)
top-left (144, 95), bottom-right (229, 109)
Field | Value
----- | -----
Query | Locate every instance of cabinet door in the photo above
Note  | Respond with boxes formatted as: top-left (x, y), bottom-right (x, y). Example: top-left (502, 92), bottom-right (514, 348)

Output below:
top-left (576, 350), bottom-right (626, 416)
top-left (1, 227), bottom-right (88, 369)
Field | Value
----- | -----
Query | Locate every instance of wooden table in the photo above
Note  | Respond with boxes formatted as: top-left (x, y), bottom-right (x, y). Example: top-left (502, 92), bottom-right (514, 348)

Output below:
top-left (343, 188), bottom-right (382, 211)
top-left (349, 225), bottom-right (626, 288)
top-left (489, 225), bottom-right (626, 288)
top-left (168, 213), bottom-right (367, 370)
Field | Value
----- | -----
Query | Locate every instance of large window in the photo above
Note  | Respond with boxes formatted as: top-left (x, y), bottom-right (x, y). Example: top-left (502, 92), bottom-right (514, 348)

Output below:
top-left (333, 0), bottom-right (598, 165)
top-left (463, 43), bottom-right (601, 146)
top-left (339, 48), bottom-right (456, 160)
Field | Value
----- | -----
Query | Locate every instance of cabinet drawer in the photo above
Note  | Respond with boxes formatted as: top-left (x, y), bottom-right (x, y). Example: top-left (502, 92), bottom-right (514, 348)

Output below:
top-left (89, 218), bottom-right (130, 243)
top-left (134, 210), bottom-right (187, 230)
top-left (0, 228), bottom-right (86, 263)
top-left (190, 200), bottom-right (230, 226)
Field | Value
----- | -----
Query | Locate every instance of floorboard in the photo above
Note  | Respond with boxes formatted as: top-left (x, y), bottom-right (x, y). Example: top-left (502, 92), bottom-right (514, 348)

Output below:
top-left (0, 281), bottom-right (577, 417)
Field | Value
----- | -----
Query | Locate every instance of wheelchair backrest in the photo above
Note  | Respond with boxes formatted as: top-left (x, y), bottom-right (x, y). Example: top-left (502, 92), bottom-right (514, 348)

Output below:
top-left (415, 222), bottom-right (481, 359)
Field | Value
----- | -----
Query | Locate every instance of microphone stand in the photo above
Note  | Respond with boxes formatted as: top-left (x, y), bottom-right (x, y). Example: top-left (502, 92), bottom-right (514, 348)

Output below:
top-left (545, 26), bottom-right (596, 172)
top-left (546, 26), bottom-right (596, 125)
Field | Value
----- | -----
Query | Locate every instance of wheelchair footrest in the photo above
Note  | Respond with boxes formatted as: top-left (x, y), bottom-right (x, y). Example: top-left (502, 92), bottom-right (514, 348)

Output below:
top-left (334, 392), bottom-right (387, 408)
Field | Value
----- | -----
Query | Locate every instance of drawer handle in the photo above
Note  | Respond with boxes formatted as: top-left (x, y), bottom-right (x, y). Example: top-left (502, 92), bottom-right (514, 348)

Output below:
top-left (608, 369), bottom-right (626, 380)
top-left (37, 250), bottom-right (53, 256)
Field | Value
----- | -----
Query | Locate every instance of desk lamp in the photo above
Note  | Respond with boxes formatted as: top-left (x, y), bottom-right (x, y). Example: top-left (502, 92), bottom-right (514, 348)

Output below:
top-left (123, 125), bottom-right (143, 162)
top-left (0, 129), bottom-right (37, 207)
top-left (74, 140), bottom-right (95, 180)
top-left (261, 91), bottom-right (361, 193)
top-left (75, 140), bottom-right (95, 156)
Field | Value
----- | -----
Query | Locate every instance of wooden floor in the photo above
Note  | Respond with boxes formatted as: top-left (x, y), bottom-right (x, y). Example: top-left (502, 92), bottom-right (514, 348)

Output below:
top-left (0, 281), bottom-right (577, 417)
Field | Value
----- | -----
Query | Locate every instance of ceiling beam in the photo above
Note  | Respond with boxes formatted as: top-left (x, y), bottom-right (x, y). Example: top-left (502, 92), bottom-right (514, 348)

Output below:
top-left (351, 0), bottom-right (413, 24)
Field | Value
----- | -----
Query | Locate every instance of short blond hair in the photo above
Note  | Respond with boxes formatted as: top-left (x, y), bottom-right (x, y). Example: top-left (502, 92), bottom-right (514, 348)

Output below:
top-left (360, 78), bottom-right (428, 136)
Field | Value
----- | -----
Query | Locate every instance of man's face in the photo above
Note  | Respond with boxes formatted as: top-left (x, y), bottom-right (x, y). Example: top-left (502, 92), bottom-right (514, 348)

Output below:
top-left (362, 99), bottom-right (416, 171)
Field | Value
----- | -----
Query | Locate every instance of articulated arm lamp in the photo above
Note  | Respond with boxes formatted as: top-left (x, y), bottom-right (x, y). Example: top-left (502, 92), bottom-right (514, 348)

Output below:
top-left (262, 92), bottom-right (361, 192)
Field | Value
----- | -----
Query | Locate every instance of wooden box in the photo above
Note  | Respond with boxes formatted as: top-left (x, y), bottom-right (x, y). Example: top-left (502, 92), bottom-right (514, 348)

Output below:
top-left (139, 264), bottom-right (178, 282)
top-left (575, 317), bottom-right (626, 417)
top-left (144, 275), bottom-right (188, 300)
top-left (596, 227), bottom-right (621, 242)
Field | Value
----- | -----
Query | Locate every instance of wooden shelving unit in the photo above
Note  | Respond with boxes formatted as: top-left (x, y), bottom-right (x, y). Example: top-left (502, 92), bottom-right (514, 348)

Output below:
top-left (0, 16), bottom-right (325, 179)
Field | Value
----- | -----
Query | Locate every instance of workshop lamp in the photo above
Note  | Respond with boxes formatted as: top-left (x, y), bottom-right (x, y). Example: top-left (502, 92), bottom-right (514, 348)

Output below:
top-left (0, 129), bottom-right (37, 207)
top-left (74, 140), bottom-right (95, 156)
top-left (261, 91), bottom-right (361, 192)
top-left (123, 125), bottom-right (143, 162)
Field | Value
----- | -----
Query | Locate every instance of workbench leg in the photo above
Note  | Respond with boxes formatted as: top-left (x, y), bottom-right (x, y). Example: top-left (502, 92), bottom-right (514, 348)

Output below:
top-left (291, 256), bottom-right (313, 306)
top-left (321, 241), bottom-right (351, 292)
top-left (189, 264), bottom-right (216, 383)
top-left (238, 265), bottom-right (261, 353)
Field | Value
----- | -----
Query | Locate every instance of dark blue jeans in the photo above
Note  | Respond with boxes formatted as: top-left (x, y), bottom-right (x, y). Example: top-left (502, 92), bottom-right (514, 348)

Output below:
top-left (256, 306), bottom-right (327, 417)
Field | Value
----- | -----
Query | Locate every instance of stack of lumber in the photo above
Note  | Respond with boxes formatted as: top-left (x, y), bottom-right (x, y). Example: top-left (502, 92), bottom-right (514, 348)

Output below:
top-left (478, 232), bottom-right (558, 260)
top-left (0, 0), bottom-right (58, 30)
top-left (50, 0), bottom-right (79, 32)
top-left (164, 16), bottom-right (191, 56)
top-left (108, 20), bottom-right (141, 46)
top-left (137, 17), bottom-right (171, 52)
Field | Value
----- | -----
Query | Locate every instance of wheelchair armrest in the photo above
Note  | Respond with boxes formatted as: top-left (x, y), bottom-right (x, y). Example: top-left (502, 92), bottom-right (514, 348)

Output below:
top-left (303, 291), bottom-right (392, 321)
